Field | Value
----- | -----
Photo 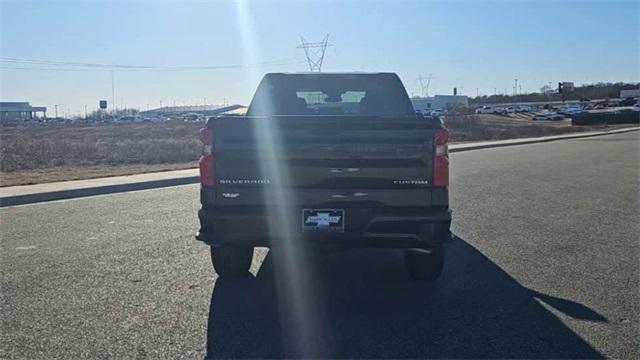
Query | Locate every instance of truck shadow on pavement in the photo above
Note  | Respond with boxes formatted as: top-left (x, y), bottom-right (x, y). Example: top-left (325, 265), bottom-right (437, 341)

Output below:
top-left (205, 236), bottom-right (606, 359)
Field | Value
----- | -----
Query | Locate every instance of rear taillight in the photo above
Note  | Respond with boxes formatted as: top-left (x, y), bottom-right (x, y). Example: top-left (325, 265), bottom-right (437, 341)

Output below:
top-left (198, 127), bottom-right (214, 186)
top-left (433, 128), bottom-right (449, 187)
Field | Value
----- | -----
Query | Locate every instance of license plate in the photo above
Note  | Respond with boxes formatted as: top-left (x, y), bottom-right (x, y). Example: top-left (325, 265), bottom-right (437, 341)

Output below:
top-left (302, 209), bottom-right (345, 233)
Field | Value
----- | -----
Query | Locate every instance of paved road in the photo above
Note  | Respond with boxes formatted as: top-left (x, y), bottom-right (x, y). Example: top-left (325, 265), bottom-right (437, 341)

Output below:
top-left (1, 131), bottom-right (638, 359)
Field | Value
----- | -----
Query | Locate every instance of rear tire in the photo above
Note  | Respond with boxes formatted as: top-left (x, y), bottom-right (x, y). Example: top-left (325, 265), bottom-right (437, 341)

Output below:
top-left (404, 245), bottom-right (444, 282)
top-left (210, 245), bottom-right (253, 277)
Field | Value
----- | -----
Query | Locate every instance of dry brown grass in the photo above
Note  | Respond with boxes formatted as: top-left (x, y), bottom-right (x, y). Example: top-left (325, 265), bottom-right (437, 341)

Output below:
top-left (0, 117), bottom-right (632, 187)
top-left (0, 162), bottom-right (197, 187)
top-left (0, 121), bottom-right (202, 173)
top-left (445, 114), bottom-right (620, 142)
top-left (1, 121), bottom-right (202, 186)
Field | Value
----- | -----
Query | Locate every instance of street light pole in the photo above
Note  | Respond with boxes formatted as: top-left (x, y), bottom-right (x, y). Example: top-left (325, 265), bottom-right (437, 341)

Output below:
top-left (111, 71), bottom-right (116, 113)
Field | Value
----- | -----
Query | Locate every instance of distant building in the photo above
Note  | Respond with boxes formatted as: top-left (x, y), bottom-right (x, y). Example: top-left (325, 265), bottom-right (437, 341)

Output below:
top-left (620, 89), bottom-right (640, 99)
top-left (140, 104), bottom-right (245, 116)
top-left (411, 95), bottom-right (469, 112)
top-left (0, 102), bottom-right (47, 122)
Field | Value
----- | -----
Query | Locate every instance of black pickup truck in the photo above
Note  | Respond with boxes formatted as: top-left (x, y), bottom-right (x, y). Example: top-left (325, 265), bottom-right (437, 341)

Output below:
top-left (196, 72), bottom-right (451, 281)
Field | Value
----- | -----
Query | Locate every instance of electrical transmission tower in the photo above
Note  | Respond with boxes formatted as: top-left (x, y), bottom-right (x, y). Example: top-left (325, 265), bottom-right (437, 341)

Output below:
top-left (418, 74), bottom-right (433, 97)
top-left (298, 34), bottom-right (332, 72)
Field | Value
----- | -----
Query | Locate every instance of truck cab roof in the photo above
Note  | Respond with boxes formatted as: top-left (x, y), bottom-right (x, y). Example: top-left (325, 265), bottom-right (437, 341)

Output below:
top-left (247, 72), bottom-right (415, 116)
top-left (266, 72), bottom-right (397, 76)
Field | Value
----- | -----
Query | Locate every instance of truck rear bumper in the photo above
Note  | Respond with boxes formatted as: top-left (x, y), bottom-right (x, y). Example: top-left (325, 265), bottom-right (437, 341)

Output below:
top-left (196, 206), bottom-right (451, 249)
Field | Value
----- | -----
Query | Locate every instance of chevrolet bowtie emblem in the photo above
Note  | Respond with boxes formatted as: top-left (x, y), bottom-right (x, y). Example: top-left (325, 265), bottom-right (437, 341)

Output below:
top-left (305, 213), bottom-right (342, 226)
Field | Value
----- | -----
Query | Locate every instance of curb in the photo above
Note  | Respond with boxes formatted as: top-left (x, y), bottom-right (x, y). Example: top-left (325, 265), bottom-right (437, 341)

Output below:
top-left (1, 127), bottom-right (637, 208)
top-left (449, 127), bottom-right (639, 152)
top-left (0, 176), bottom-right (199, 207)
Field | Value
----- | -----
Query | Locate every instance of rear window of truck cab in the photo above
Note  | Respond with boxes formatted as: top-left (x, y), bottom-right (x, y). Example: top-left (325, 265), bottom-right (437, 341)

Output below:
top-left (247, 73), bottom-right (415, 117)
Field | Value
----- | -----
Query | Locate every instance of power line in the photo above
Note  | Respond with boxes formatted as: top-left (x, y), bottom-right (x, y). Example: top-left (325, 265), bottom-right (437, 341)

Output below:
top-left (1, 56), bottom-right (301, 69)
top-left (0, 66), bottom-right (102, 72)
top-left (0, 57), bottom-right (304, 72)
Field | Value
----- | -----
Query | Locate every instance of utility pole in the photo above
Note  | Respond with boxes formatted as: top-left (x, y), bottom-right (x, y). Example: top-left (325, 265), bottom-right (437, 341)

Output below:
top-left (84, 104), bottom-right (87, 119)
top-left (418, 74), bottom-right (433, 97)
top-left (493, 87), bottom-right (497, 96)
top-left (54, 104), bottom-right (58, 118)
top-left (476, 88), bottom-right (479, 97)
top-left (159, 100), bottom-right (163, 108)
top-left (111, 71), bottom-right (116, 113)
top-left (298, 34), bottom-right (332, 72)
top-left (514, 78), bottom-right (518, 96)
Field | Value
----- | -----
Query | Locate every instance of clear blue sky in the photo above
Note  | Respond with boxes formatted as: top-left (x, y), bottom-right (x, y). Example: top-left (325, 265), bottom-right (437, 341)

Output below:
top-left (1, 0), bottom-right (638, 116)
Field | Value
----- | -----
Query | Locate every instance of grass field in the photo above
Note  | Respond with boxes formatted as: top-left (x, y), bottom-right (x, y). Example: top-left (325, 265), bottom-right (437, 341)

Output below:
top-left (444, 114), bottom-right (615, 142)
top-left (0, 117), bottom-right (630, 186)
top-left (0, 121), bottom-right (201, 186)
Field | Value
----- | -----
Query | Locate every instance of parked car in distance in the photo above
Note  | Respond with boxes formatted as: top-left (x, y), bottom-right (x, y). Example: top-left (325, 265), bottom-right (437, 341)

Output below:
top-left (558, 107), bottom-right (585, 116)
top-left (115, 115), bottom-right (143, 123)
top-left (183, 113), bottom-right (204, 122)
top-left (516, 105), bottom-right (535, 112)
top-left (625, 102), bottom-right (640, 112)
top-left (476, 106), bottom-right (501, 114)
top-left (416, 110), bottom-right (440, 119)
top-left (504, 106), bottom-right (516, 113)
top-left (619, 98), bottom-right (636, 106)
top-left (532, 112), bottom-right (565, 121)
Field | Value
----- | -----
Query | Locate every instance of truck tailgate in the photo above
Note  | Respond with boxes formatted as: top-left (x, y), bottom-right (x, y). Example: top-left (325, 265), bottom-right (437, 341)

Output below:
top-left (212, 116), bottom-right (438, 206)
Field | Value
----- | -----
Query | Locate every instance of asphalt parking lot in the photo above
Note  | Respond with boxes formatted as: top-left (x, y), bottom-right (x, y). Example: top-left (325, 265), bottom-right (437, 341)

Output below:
top-left (1, 131), bottom-right (638, 359)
